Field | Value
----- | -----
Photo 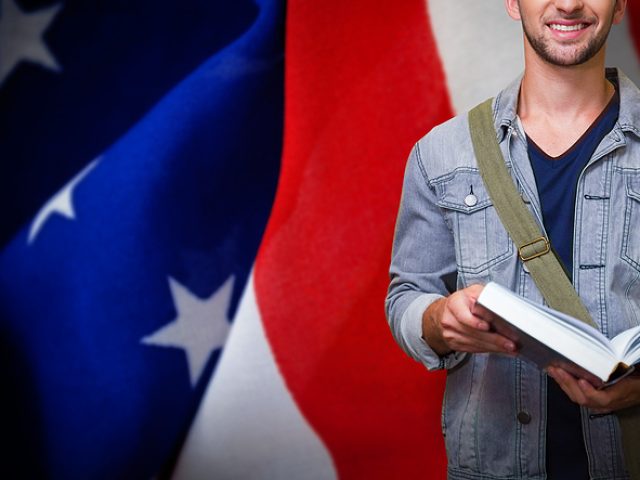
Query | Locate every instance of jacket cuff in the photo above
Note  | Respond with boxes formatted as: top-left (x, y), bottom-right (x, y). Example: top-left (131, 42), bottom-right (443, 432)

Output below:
top-left (402, 293), bottom-right (468, 370)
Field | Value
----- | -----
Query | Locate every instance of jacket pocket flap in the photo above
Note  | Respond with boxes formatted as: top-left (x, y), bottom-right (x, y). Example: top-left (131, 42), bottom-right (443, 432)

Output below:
top-left (435, 169), bottom-right (492, 214)
top-left (625, 174), bottom-right (640, 202)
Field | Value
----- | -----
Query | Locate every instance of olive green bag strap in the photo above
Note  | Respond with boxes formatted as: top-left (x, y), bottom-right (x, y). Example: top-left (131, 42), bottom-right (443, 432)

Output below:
top-left (469, 97), bottom-right (640, 479)
top-left (469, 99), bottom-right (595, 326)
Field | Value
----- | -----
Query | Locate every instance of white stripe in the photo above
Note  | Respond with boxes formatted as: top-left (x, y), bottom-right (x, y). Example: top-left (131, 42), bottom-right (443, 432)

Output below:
top-left (606, 15), bottom-right (640, 86)
top-left (172, 273), bottom-right (337, 480)
top-left (428, 0), bottom-right (524, 114)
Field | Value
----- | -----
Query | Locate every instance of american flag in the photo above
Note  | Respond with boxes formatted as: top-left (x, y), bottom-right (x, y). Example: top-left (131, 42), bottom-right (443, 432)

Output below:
top-left (1, 0), bottom-right (639, 478)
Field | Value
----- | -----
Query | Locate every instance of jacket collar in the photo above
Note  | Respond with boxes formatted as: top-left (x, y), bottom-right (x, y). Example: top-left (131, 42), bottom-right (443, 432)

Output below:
top-left (491, 67), bottom-right (640, 142)
top-left (614, 68), bottom-right (640, 138)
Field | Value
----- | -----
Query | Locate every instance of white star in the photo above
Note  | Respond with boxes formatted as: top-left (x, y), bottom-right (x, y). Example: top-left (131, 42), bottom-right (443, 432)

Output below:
top-left (142, 276), bottom-right (234, 387)
top-left (28, 158), bottom-right (99, 244)
top-left (0, 0), bottom-right (62, 86)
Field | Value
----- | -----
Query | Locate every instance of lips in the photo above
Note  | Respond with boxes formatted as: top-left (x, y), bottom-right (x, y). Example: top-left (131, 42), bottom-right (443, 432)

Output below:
top-left (545, 19), bottom-right (593, 39)
top-left (548, 23), bottom-right (588, 32)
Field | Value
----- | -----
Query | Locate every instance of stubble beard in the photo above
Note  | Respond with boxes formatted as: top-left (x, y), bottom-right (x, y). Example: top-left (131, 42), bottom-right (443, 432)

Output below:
top-left (521, 14), bottom-right (614, 66)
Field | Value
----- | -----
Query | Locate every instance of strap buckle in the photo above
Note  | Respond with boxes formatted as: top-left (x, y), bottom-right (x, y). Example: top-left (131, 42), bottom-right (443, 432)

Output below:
top-left (519, 237), bottom-right (550, 262)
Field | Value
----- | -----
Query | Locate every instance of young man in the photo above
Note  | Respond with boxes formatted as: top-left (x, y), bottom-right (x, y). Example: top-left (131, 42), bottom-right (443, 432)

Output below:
top-left (386, 0), bottom-right (640, 478)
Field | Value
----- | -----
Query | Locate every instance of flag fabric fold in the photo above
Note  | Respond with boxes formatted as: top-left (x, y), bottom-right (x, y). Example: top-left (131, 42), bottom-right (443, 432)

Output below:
top-left (0, 0), bottom-right (283, 478)
top-left (3, 0), bottom-right (640, 479)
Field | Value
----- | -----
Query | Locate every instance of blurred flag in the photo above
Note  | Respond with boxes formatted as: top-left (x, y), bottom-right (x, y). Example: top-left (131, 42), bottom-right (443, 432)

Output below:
top-left (0, 0), bottom-right (283, 478)
top-left (2, 1), bottom-right (640, 480)
top-left (175, 2), bottom-right (640, 480)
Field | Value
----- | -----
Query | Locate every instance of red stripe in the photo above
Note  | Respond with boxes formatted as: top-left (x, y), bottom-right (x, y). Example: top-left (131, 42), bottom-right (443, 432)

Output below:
top-left (627, 2), bottom-right (640, 53)
top-left (256, 1), bottom-right (453, 478)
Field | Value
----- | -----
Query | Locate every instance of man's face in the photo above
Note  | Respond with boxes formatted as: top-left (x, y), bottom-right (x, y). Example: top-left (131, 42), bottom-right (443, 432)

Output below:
top-left (507, 0), bottom-right (626, 66)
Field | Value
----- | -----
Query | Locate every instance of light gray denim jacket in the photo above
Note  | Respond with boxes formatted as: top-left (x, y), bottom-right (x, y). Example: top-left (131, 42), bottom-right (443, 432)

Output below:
top-left (386, 69), bottom-right (640, 480)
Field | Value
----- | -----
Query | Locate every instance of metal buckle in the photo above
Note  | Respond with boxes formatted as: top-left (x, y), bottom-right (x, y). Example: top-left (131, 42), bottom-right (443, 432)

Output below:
top-left (519, 237), bottom-right (550, 262)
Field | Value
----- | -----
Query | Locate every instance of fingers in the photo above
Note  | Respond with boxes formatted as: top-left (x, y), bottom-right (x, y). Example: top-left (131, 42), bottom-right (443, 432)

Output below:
top-left (425, 284), bottom-right (518, 356)
top-left (470, 302), bottom-right (502, 326)
top-left (447, 292), bottom-right (490, 330)
top-left (439, 288), bottom-right (517, 354)
top-left (547, 367), bottom-right (637, 413)
top-left (547, 367), bottom-right (590, 405)
top-left (442, 327), bottom-right (517, 354)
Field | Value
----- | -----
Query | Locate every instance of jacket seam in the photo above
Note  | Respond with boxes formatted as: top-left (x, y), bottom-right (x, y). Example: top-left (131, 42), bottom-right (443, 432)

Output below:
top-left (414, 142), bottom-right (431, 184)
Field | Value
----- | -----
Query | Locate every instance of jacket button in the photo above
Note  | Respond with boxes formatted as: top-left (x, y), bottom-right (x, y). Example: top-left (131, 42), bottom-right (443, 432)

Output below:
top-left (517, 411), bottom-right (532, 424)
top-left (464, 194), bottom-right (478, 207)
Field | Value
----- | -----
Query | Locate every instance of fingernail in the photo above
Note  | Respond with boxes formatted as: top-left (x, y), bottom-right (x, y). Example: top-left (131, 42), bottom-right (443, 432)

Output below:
top-left (504, 341), bottom-right (516, 352)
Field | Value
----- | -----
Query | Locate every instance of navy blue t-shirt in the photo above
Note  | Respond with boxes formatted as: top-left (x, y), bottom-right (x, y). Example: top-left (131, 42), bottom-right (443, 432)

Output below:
top-left (526, 86), bottom-right (619, 479)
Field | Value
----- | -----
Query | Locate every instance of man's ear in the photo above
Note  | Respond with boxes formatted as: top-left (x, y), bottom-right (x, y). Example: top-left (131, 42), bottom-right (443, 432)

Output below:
top-left (613, 0), bottom-right (627, 26)
top-left (505, 0), bottom-right (522, 21)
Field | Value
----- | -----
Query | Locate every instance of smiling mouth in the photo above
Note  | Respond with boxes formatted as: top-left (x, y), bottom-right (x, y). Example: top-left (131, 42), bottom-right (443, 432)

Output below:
top-left (549, 23), bottom-right (588, 32)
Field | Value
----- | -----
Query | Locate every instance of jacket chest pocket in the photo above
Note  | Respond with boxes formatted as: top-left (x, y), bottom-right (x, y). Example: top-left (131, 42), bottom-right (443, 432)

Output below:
top-left (622, 173), bottom-right (640, 271)
top-left (434, 169), bottom-right (513, 274)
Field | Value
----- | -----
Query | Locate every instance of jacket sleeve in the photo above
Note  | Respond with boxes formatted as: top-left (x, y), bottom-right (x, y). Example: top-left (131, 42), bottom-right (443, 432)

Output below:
top-left (385, 142), bottom-right (467, 371)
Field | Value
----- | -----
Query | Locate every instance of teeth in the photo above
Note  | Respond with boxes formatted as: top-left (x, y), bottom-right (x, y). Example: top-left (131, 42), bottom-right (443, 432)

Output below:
top-left (549, 23), bottom-right (586, 32)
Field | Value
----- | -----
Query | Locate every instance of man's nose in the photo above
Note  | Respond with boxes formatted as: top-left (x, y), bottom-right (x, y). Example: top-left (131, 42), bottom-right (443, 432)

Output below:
top-left (553, 0), bottom-right (585, 14)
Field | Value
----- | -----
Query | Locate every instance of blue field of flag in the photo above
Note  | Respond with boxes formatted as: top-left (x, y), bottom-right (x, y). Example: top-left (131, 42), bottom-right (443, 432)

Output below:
top-left (0, 0), bottom-right (284, 477)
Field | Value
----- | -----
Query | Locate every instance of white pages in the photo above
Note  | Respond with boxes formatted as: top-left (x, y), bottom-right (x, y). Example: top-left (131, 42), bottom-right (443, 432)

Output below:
top-left (477, 282), bottom-right (640, 384)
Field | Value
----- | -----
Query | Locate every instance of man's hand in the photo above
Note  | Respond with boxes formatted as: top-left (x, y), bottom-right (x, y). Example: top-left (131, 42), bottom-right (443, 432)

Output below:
top-left (422, 284), bottom-right (518, 357)
top-left (548, 367), bottom-right (640, 413)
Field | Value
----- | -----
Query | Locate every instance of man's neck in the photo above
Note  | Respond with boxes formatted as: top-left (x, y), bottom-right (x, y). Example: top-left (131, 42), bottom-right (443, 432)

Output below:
top-left (518, 48), bottom-right (614, 157)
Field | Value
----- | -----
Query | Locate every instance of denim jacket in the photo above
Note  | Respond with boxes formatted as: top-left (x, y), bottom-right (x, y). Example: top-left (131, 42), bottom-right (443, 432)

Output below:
top-left (386, 69), bottom-right (640, 480)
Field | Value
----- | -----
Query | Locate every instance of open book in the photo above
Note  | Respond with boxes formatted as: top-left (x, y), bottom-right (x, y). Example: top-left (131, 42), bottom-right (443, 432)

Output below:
top-left (476, 282), bottom-right (640, 387)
